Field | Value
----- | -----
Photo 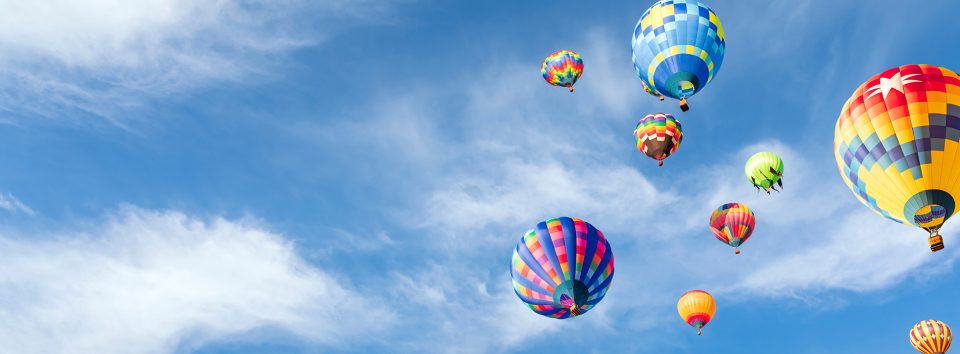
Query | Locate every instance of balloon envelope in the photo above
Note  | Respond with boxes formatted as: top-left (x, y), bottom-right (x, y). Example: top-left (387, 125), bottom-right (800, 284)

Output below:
top-left (834, 64), bottom-right (960, 250)
top-left (635, 113), bottom-right (683, 166)
top-left (541, 50), bottom-right (583, 92)
top-left (710, 203), bottom-right (755, 254)
top-left (510, 217), bottom-right (614, 319)
top-left (910, 319), bottom-right (952, 354)
top-left (631, 0), bottom-right (725, 103)
top-left (745, 152), bottom-right (784, 192)
top-left (677, 290), bottom-right (715, 335)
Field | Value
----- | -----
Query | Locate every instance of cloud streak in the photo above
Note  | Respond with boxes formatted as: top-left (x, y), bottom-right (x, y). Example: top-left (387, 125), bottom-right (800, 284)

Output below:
top-left (0, 207), bottom-right (394, 354)
top-left (0, 192), bottom-right (33, 215)
top-left (0, 0), bottom-right (386, 125)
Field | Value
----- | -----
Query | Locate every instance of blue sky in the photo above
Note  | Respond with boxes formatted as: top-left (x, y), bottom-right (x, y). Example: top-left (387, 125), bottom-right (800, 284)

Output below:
top-left (0, 1), bottom-right (959, 353)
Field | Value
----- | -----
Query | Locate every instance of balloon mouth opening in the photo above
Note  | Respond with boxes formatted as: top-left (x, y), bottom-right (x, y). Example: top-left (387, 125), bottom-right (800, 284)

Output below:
top-left (665, 72), bottom-right (699, 99)
top-left (914, 204), bottom-right (947, 231)
top-left (554, 280), bottom-right (589, 315)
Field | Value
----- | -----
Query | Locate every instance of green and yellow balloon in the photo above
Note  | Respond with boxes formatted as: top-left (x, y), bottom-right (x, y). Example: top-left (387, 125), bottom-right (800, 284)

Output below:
top-left (745, 152), bottom-right (784, 194)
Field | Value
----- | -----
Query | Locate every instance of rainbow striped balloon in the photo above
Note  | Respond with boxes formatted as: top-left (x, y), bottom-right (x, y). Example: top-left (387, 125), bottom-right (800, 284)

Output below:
top-left (541, 50), bottom-right (583, 92)
top-left (635, 113), bottom-right (683, 166)
top-left (510, 217), bottom-right (614, 319)
top-left (709, 203), bottom-right (755, 254)
top-left (910, 320), bottom-right (952, 354)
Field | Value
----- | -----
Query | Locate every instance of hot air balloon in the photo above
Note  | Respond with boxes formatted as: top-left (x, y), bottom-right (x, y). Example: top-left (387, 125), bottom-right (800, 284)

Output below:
top-left (631, 0), bottom-right (726, 111)
top-left (541, 50), bottom-right (583, 92)
top-left (710, 203), bottom-right (755, 254)
top-left (510, 217), bottom-right (614, 319)
top-left (677, 290), bottom-right (715, 335)
top-left (635, 113), bottom-right (683, 166)
top-left (834, 64), bottom-right (960, 252)
top-left (745, 152), bottom-right (785, 193)
top-left (910, 320), bottom-right (952, 354)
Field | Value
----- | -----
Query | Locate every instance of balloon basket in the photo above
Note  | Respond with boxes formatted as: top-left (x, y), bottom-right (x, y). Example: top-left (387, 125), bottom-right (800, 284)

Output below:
top-left (658, 160), bottom-right (664, 167)
top-left (679, 98), bottom-right (689, 112)
top-left (568, 86), bottom-right (574, 93)
top-left (659, 95), bottom-right (665, 101)
top-left (569, 305), bottom-right (582, 316)
top-left (735, 248), bottom-right (740, 254)
top-left (929, 234), bottom-right (945, 252)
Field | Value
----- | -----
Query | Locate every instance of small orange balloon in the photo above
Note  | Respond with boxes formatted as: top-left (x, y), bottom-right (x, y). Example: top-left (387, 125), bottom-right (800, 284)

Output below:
top-left (677, 290), bottom-right (715, 335)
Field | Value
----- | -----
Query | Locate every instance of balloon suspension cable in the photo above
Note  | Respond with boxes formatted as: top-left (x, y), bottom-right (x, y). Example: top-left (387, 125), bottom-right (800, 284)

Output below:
top-left (929, 231), bottom-right (945, 252)
top-left (679, 97), bottom-right (689, 112)
top-left (735, 247), bottom-right (740, 254)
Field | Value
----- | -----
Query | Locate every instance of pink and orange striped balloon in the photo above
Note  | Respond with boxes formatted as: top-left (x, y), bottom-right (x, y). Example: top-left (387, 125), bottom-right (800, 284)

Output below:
top-left (709, 202), bottom-right (755, 254)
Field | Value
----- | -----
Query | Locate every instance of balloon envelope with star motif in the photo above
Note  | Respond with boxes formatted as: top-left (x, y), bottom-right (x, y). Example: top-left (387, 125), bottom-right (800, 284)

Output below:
top-left (834, 64), bottom-right (960, 252)
top-left (510, 217), bottom-right (614, 319)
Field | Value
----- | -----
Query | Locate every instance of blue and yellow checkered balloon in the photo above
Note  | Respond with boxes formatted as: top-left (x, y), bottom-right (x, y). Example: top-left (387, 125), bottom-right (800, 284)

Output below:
top-left (631, 0), bottom-right (725, 110)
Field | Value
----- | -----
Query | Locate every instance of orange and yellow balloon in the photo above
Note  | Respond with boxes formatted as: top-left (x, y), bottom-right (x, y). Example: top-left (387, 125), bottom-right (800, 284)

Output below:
top-left (677, 290), bottom-right (715, 335)
top-left (911, 320), bottom-right (952, 354)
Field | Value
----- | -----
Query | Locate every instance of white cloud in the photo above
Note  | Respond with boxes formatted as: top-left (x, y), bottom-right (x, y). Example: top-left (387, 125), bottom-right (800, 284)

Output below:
top-left (0, 207), bottom-right (393, 354)
top-left (0, 192), bottom-right (34, 215)
top-left (732, 210), bottom-right (956, 297)
top-left (0, 0), bottom-right (382, 124)
top-left (384, 264), bottom-right (569, 354)
top-left (423, 159), bottom-right (661, 243)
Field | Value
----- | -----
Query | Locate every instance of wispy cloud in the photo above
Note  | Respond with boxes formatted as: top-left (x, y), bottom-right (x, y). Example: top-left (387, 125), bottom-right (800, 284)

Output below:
top-left (0, 207), bottom-right (394, 354)
top-left (732, 210), bottom-right (957, 298)
top-left (0, 0), bottom-right (388, 125)
top-left (0, 192), bottom-right (33, 215)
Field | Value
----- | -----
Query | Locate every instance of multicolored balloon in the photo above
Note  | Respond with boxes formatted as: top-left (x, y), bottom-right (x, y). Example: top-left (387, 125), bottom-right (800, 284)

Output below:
top-left (677, 290), bottom-right (715, 335)
top-left (634, 113), bottom-right (683, 166)
top-left (541, 50), bottom-right (583, 92)
top-left (510, 217), bottom-right (614, 319)
top-left (631, 0), bottom-right (726, 111)
top-left (910, 320), bottom-right (952, 354)
top-left (834, 64), bottom-right (960, 252)
top-left (709, 203), bottom-right (755, 254)
top-left (745, 152), bottom-right (784, 193)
